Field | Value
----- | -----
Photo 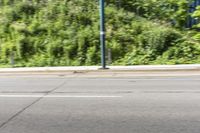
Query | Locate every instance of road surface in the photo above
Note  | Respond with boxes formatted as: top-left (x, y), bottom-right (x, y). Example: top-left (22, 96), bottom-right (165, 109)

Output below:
top-left (0, 74), bottom-right (200, 133)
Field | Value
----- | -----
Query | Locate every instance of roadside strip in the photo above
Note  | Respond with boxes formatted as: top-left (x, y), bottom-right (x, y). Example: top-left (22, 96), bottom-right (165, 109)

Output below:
top-left (0, 65), bottom-right (200, 77)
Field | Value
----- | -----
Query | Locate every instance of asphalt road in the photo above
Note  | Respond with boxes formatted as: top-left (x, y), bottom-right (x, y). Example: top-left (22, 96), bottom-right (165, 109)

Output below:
top-left (0, 75), bottom-right (200, 133)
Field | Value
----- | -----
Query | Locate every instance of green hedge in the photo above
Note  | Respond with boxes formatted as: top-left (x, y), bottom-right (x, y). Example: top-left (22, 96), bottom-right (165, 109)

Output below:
top-left (0, 0), bottom-right (199, 67)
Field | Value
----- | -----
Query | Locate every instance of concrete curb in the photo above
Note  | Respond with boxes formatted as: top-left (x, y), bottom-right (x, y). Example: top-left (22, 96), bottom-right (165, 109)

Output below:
top-left (0, 64), bottom-right (200, 73)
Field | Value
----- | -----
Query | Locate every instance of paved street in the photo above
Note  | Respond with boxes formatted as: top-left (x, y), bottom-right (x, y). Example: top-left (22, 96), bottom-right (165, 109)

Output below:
top-left (0, 74), bottom-right (200, 133)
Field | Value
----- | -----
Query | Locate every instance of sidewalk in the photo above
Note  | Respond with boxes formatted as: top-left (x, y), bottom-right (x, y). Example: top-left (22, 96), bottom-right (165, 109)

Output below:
top-left (0, 65), bottom-right (200, 77)
top-left (0, 64), bottom-right (200, 73)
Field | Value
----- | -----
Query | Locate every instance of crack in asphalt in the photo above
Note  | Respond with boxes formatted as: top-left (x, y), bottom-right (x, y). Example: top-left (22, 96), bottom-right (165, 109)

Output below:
top-left (0, 80), bottom-right (67, 129)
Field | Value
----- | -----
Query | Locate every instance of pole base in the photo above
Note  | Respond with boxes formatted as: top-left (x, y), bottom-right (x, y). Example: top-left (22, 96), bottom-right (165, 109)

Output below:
top-left (98, 67), bottom-right (109, 70)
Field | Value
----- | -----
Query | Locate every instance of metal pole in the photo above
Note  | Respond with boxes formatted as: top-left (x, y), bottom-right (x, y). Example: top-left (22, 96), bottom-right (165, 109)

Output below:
top-left (100, 0), bottom-right (106, 69)
top-left (10, 51), bottom-right (15, 68)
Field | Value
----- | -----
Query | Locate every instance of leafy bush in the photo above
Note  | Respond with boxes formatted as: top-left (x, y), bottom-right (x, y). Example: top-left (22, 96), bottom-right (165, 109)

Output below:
top-left (0, 0), bottom-right (199, 67)
top-left (107, 0), bottom-right (192, 28)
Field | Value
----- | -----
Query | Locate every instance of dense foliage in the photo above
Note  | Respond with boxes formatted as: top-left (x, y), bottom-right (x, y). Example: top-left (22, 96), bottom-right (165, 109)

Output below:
top-left (107, 0), bottom-right (191, 28)
top-left (0, 0), bottom-right (200, 67)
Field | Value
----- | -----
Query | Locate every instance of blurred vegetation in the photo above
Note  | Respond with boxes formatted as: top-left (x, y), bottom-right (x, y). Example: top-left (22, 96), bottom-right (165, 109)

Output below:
top-left (0, 0), bottom-right (200, 67)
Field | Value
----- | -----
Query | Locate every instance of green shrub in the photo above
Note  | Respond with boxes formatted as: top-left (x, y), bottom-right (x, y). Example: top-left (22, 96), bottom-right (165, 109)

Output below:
top-left (0, 0), bottom-right (199, 67)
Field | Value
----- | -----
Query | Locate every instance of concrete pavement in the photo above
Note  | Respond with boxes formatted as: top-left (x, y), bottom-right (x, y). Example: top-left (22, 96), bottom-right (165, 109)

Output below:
top-left (0, 64), bottom-right (200, 72)
top-left (0, 75), bottom-right (200, 133)
top-left (0, 65), bottom-right (200, 78)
